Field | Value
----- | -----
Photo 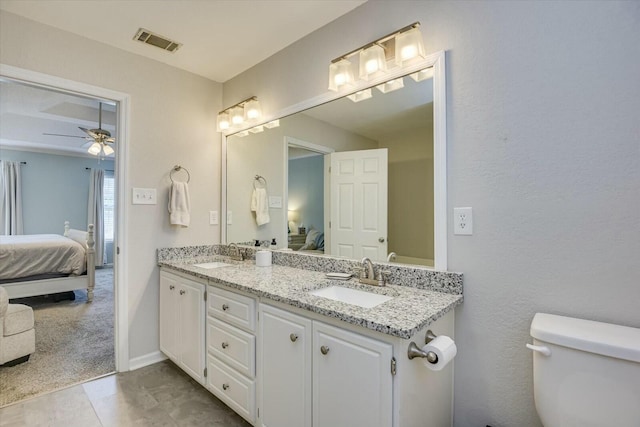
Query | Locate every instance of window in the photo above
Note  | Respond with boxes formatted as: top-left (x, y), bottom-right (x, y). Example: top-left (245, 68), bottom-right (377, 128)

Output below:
top-left (104, 173), bottom-right (115, 242)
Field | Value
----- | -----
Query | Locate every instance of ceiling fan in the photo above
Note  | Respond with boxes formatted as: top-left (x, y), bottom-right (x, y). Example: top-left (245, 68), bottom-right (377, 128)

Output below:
top-left (43, 102), bottom-right (115, 156)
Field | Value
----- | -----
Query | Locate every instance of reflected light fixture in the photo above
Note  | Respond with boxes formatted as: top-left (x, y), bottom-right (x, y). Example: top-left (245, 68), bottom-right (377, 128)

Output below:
top-left (328, 22), bottom-right (424, 92)
top-left (376, 78), bottom-right (405, 94)
top-left (347, 88), bottom-right (373, 103)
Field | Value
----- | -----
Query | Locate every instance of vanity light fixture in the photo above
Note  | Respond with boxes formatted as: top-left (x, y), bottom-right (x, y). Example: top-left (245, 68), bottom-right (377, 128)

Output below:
top-left (249, 125), bottom-right (264, 133)
top-left (264, 119), bottom-right (280, 129)
top-left (216, 96), bottom-right (262, 132)
top-left (410, 67), bottom-right (434, 82)
top-left (347, 88), bottom-right (373, 103)
top-left (376, 78), bottom-right (405, 94)
top-left (328, 22), bottom-right (424, 92)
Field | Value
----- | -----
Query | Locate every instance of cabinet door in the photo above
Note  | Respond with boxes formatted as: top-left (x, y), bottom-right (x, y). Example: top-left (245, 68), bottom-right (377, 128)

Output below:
top-left (159, 272), bottom-right (179, 362)
top-left (178, 277), bottom-right (206, 384)
top-left (259, 305), bottom-right (312, 427)
top-left (313, 321), bottom-right (393, 427)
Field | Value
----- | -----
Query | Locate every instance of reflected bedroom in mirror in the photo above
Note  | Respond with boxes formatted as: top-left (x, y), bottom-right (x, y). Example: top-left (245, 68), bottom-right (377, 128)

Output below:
top-left (226, 67), bottom-right (436, 267)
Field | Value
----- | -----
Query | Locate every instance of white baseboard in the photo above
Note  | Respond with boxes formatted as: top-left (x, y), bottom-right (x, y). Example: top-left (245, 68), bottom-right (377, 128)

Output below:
top-left (128, 351), bottom-right (167, 371)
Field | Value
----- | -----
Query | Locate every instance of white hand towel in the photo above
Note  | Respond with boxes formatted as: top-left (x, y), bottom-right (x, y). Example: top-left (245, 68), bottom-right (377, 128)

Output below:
top-left (169, 182), bottom-right (191, 227)
top-left (251, 187), bottom-right (270, 226)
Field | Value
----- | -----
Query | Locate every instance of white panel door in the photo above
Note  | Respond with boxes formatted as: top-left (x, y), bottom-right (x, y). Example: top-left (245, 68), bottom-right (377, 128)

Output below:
top-left (159, 272), bottom-right (179, 362)
top-left (178, 277), bottom-right (205, 385)
top-left (312, 321), bottom-right (393, 427)
top-left (259, 305), bottom-right (312, 427)
top-left (329, 149), bottom-right (388, 261)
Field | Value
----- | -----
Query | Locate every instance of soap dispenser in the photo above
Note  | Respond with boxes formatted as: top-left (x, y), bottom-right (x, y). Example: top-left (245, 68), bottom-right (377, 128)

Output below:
top-left (270, 238), bottom-right (277, 250)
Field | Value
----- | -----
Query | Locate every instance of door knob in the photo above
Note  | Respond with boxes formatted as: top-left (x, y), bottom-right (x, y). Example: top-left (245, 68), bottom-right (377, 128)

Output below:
top-left (378, 237), bottom-right (385, 243)
top-left (290, 334), bottom-right (298, 342)
top-left (320, 345), bottom-right (330, 355)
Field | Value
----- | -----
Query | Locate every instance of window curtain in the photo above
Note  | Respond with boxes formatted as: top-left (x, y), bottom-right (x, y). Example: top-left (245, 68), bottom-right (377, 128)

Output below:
top-left (0, 160), bottom-right (23, 235)
top-left (88, 168), bottom-right (105, 267)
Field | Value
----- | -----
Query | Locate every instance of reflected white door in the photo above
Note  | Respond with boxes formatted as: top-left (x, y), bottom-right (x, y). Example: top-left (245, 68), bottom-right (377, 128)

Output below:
top-left (328, 149), bottom-right (388, 261)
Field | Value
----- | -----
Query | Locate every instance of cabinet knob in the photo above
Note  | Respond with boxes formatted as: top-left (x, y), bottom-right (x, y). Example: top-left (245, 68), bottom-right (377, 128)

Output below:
top-left (222, 304), bottom-right (229, 311)
top-left (222, 383), bottom-right (230, 391)
top-left (222, 342), bottom-right (229, 349)
top-left (290, 334), bottom-right (298, 342)
top-left (169, 285), bottom-right (175, 290)
top-left (179, 290), bottom-right (186, 295)
top-left (320, 345), bottom-right (330, 355)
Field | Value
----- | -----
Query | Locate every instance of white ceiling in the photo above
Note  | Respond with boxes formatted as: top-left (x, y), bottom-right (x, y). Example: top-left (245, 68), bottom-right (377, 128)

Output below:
top-left (0, 0), bottom-right (366, 82)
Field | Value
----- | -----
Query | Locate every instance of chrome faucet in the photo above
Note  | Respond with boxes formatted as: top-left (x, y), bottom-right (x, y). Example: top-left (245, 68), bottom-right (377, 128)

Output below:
top-left (228, 243), bottom-right (244, 261)
top-left (387, 252), bottom-right (397, 262)
top-left (355, 257), bottom-right (391, 286)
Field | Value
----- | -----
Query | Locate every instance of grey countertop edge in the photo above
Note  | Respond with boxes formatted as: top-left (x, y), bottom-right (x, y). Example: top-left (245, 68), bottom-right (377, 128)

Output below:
top-left (160, 261), bottom-right (463, 339)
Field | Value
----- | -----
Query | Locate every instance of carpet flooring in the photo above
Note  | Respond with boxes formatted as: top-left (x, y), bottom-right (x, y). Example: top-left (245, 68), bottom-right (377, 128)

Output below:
top-left (0, 268), bottom-right (115, 407)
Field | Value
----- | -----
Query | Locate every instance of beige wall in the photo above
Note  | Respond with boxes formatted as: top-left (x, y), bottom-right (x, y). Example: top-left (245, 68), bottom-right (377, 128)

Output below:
top-left (379, 124), bottom-right (434, 264)
top-left (0, 11), bottom-right (223, 362)
top-left (223, 2), bottom-right (640, 426)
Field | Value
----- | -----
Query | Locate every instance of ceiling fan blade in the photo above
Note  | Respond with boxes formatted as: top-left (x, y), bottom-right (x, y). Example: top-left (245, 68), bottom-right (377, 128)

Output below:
top-left (79, 127), bottom-right (99, 139)
top-left (81, 141), bottom-right (94, 148)
top-left (43, 133), bottom-right (87, 139)
top-left (105, 137), bottom-right (116, 143)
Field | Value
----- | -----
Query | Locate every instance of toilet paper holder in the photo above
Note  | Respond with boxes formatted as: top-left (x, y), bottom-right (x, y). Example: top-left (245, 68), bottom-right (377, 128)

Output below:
top-left (407, 330), bottom-right (439, 363)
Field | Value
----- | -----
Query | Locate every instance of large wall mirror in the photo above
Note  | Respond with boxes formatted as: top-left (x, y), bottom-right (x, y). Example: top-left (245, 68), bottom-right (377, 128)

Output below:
top-left (224, 52), bottom-right (446, 270)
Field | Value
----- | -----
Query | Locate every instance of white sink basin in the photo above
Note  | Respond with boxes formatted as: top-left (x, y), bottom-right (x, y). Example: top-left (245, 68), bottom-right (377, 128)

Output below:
top-left (309, 286), bottom-right (393, 309)
top-left (192, 262), bottom-right (232, 269)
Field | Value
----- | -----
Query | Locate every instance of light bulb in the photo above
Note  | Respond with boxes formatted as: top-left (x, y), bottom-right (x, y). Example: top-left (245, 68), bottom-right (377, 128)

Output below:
top-left (217, 112), bottom-right (230, 131)
top-left (88, 142), bottom-right (102, 155)
top-left (103, 144), bottom-right (114, 156)
top-left (394, 27), bottom-right (426, 66)
top-left (230, 107), bottom-right (244, 126)
top-left (359, 44), bottom-right (387, 80)
top-left (244, 99), bottom-right (262, 121)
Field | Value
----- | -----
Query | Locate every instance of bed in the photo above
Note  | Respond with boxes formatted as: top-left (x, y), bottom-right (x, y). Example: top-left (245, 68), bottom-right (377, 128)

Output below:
top-left (0, 221), bottom-right (96, 302)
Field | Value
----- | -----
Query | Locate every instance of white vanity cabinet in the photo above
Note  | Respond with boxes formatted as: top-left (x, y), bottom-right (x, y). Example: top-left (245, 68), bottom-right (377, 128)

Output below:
top-left (159, 270), bottom-right (206, 385)
top-left (258, 304), bottom-right (392, 427)
top-left (207, 285), bottom-right (257, 425)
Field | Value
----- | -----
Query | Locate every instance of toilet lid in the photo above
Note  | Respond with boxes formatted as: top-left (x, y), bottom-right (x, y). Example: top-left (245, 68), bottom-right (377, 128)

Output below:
top-left (530, 313), bottom-right (640, 363)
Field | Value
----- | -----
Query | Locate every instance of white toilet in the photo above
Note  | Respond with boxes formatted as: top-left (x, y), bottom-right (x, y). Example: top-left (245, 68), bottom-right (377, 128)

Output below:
top-left (528, 313), bottom-right (640, 427)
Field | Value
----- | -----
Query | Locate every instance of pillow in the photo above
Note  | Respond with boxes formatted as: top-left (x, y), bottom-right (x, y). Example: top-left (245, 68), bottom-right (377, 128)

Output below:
top-left (305, 229), bottom-right (322, 245)
top-left (299, 242), bottom-right (317, 251)
top-left (314, 232), bottom-right (325, 251)
top-left (65, 229), bottom-right (88, 248)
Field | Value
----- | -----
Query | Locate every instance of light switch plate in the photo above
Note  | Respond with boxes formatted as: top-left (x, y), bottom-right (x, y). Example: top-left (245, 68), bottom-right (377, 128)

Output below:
top-left (132, 188), bottom-right (157, 205)
top-left (454, 207), bottom-right (473, 235)
top-left (209, 211), bottom-right (218, 225)
top-left (268, 196), bottom-right (282, 208)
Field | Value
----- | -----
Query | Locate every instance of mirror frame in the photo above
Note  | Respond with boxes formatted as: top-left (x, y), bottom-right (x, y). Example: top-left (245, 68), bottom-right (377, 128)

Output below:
top-left (222, 50), bottom-right (447, 270)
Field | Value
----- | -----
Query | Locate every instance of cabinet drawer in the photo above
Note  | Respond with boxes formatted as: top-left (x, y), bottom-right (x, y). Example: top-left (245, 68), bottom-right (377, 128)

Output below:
top-left (208, 355), bottom-right (255, 424)
top-left (208, 285), bottom-right (256, 332)
top-left (207, 317), bottom-right (255, 377)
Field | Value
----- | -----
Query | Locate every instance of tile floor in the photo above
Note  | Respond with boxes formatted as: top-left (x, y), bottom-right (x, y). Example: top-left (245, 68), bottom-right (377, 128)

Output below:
top-left (0, 360), bottom-right (251, 427)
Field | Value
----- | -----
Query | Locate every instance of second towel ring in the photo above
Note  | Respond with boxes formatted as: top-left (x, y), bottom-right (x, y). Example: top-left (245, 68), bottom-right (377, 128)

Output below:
top-left (170, 165), bottom-right (190, 183)
top-left (254, 174), bottom-right (267, 189)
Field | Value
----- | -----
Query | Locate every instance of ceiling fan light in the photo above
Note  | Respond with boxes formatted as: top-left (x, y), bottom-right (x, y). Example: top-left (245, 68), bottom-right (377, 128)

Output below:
top-left (359, 44), bottom-right (387, 80)
top-left (347, 88), bottom-right (373, 103)
top-left (244, 99), bottom-right (262, 122)
top-left (88, 142), bottom-right (102, 156)
top-left (395, 27), bottom-right (426, 66)
top-left (376, 78), bottom-right (405, 94)
top-left (328, 58), bottom-right (354, 92)
top-left (230, 107), bottom-right (244, 126)
top-left (102, 144), bottom-right (115, 156)
top-left (217, 112), bottom-right (230, 132)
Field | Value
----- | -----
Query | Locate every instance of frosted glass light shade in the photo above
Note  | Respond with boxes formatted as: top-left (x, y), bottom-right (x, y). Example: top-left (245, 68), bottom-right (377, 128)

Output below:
top-left (376, 78), bottom-right (405, 93)
top-left (395, 27), bottom-right (426, 66)
top-left (328, 59), bottom-right (354, 91)
top-left (88, 142), bottom-right (102, 155)
top-left (359, 44), bottom-right (387, 80)
top-left (216, 112), bottom-right (230, 132)
top-left (347, 89), bottom-right (372, 103)
top-left (249, 125), bottom-right (264, 133)
top-left (235, 130), bottom-right (250, 137)
top-left (244, 99), bottom-right (262, 121)
top-left (410, 67), bottom-right (434, 82)
top-left (264, 119), bottom-right (280, 129)
top-left (102, 144), bottom-right (114, 156)
top-left (230, 106), bottom-right (244, 126)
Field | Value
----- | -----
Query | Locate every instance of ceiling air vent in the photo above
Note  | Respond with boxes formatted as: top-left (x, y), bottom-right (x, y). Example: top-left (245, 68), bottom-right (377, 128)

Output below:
top-left (133, 28), bottom-right (182, 53)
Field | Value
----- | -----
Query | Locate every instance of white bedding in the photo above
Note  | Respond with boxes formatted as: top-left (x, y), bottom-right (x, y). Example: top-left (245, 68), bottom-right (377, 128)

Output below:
top-left (0, 234), bottom-right (86, 280)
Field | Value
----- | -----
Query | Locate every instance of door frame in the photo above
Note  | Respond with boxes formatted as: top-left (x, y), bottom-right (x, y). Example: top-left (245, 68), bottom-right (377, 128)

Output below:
top-left (1, 63), bottom-right (130, 371)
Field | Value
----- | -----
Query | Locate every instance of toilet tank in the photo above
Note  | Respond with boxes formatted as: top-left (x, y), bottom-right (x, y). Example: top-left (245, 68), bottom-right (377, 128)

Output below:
top-left (529, 313), bottom-right (640, 427)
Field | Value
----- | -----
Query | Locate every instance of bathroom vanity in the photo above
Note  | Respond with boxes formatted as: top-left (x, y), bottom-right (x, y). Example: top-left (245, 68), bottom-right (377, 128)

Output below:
top-left (158, 246), bottom-right (462, 427)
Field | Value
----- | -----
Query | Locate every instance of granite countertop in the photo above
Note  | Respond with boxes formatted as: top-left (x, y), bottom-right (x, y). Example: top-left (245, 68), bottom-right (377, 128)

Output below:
top-left (160, 256), bottom-right (462, 339)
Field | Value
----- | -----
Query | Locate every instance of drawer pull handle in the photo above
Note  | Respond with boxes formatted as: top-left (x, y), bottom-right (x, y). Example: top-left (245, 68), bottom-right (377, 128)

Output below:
top-left (320, 345), bottom-right (330, 355)
top-left (169, 285), bottom-right (175, 290)
top-left (221, 342), bottom-right (229, 349)
top-left (222, 304), bottom-right (229, 311)
top-left (179, 290), bottom-right (185, 295)
top-left (222, 383), bottom-right (230, 391)
top-left (290, 334), bottom-right (298, 342)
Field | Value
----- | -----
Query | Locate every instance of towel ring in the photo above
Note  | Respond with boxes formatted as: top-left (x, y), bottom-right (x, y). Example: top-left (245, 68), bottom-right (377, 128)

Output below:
top-left (170, 165), bottom-right (190, 183)
top-left (254, 174), bottom-right (267, 189)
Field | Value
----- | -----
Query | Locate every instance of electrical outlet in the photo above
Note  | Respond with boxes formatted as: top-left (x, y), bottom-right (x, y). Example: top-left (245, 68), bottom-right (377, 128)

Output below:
top-left (209, 211), bottom-right (218, 225)
top-left (454, 207), bottom-right (473, 235)
top-left (226, 211), bottom-right (233, 225)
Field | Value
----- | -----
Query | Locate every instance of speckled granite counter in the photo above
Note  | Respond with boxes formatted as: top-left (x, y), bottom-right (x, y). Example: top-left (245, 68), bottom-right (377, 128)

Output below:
top-left (159, 253), bottom-right (463, 339)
